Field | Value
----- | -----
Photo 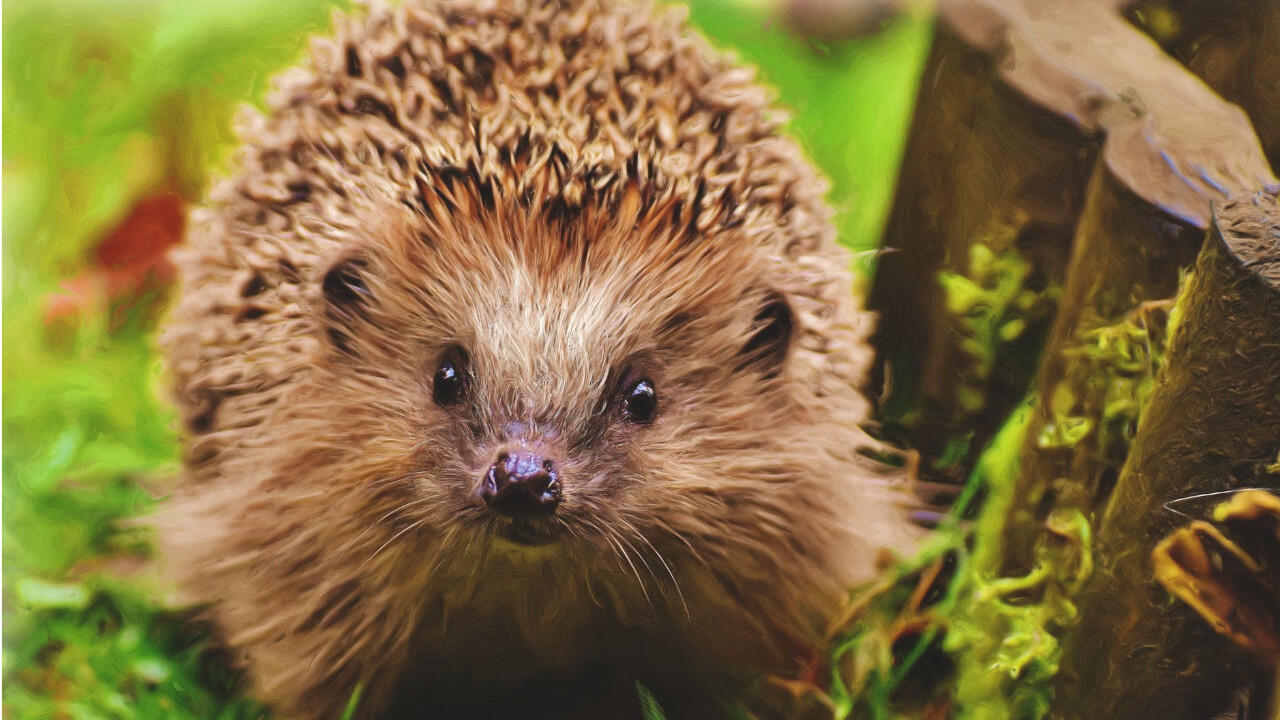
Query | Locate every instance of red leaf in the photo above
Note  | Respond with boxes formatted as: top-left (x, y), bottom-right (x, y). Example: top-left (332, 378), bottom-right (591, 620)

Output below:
top-left (43, 190), bottom-right (185, 325)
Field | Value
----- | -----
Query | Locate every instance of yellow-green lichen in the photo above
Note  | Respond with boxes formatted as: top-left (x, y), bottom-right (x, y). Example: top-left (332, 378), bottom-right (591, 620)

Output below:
top-left (939, 239), bottom-right (1059, 416)
top-left (822, 400), bottom-right (1050, 720)
top-left (1037, 281), bottom-right (1184, 464)
top-left (946, 402), bottom-right (1094, 720)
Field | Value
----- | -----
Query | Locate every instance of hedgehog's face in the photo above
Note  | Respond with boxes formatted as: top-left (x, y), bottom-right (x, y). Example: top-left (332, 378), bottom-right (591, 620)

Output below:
top-left (306, 199), bottom-right (829, 594)
top-left (417, 339), bottom-right (665, 547)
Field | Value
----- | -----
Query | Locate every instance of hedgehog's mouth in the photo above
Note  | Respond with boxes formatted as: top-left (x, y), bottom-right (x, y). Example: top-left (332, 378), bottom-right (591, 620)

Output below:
top-left (495, 519), bottom-right (559, 547)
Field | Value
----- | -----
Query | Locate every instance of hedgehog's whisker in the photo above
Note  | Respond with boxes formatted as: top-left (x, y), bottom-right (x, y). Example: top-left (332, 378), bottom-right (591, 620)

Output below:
top-left (422, 524), bottom-right (459, 580)
top-left (621, 518), bottom-right (690, 621)
top-left (348, 495), bottom-right (435, 550)
top-left (614, 526), bottom-right (662, 597)
top-left (599, 522), bottom-right (653, 612)
top-left (361, 514), bottom-right (432, 570)
top-left (652, 518), bottom-right (709, 569)
top-left (572, 518), bottom-right (613, 610)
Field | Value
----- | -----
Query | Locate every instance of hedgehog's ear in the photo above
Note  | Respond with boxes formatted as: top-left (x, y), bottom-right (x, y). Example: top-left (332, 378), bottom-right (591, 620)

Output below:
top-left (321, 255), bottom-right (372, 355)
top-left (735, 289), bottom-right (794, 377)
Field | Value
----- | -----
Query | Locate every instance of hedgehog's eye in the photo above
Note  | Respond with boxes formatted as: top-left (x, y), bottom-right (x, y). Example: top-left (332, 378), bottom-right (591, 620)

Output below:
top-left (622, 379), bottom-right (657, 424)
top-left (433, 347), bottom-right (470, 406)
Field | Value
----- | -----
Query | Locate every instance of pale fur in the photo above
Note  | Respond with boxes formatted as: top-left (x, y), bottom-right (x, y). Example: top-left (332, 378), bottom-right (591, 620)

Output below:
top-left (156, 0), bottom-right (919, 717)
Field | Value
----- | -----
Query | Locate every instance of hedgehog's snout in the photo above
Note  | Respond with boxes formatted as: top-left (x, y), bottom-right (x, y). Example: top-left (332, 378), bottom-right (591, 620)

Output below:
top-left (480, 450), bottom-right (562, 518)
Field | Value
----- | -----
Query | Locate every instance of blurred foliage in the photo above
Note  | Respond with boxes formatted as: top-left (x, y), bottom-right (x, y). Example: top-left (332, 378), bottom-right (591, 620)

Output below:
top-left (4, 1), bottom-right (349, 716)
top-left (938, 238), bottom-right (1060, 417)
top-left (2, 0), bottom-right (931, 716)
top-left (685, 0), bottom-right (933, 274)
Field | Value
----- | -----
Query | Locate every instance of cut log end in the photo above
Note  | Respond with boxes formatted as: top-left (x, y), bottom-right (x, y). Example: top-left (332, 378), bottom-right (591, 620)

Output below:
top-left (1215, 186), bottom-right (1280, 290)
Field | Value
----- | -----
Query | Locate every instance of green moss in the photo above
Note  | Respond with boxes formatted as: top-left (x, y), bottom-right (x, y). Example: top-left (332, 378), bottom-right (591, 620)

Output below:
top-left (1162, 268), bottom-right (1194, 354)
top-left (943, 399), bottom-right (1077, 720)
top-left (821, 397), bottom-right (1101, 720)
top-left (811, 401), bottom-right (1034, 719)
top-left (1036, 287), bottom-right (1182, 467)
top-left (860, 397), bottom-right (1089, 720)
top-left (938, 239), bottom-right (1059, 419)
top-left (946, 507), bottom-right (1092, 720)
top-left (936, 267), bottom-right (1201, 720)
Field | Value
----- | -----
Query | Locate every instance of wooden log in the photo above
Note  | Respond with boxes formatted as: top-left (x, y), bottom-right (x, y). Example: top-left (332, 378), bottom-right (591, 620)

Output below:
top-left (868, 0), bottom-right (1275, 491)
top-left (867, 0), bottom-right (1278, 713)
top-left (867, 27), bottom-right (1091, 482)
top-left (998, 166), bottom-right (1205, 571)
top-left (1052, 187), bottom-right (1280, 719)
top-left (928, 0), bottom-right (1277, 574)
top-left (1127, 0), bottom-right (1280, 169)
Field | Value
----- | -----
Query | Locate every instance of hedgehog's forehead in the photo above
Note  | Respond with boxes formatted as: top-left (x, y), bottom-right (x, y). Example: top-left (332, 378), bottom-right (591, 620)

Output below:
top-left (349, 170), bottom-right (767, 398)
top-left (404, 188), bottom-right (763, 330)
top-left (464, 274), bottom-right (621, 411)
top-left (407, 208), bottom-right (759, 405)
top-left (444, 222), bottom-right (746, 349)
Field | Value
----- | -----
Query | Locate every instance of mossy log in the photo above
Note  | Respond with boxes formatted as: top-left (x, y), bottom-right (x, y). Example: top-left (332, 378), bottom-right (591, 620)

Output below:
top-left (1050, 187), bottom-right (1280, 719)
top-left (867, 0), bottom-right (1275, 491)
top-left (866, 0), bottom-right (1279, 714)
top-left (997, 168), bottom-right (1205, 572)
top-left (867, 26), bottom-right (1089, 481)
top-left (918, 0), bottom-right (1276, 574)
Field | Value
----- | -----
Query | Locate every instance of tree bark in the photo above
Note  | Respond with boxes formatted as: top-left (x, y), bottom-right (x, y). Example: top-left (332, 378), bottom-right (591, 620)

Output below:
top-left (1051, 187), bottom-right (1280, 719)
top-left (868, 27), bottom-right (1091, 483)
top-left (868, 0), bottom-right (1275, 499)
top-left (861, 0), bottom-right (1280, 716)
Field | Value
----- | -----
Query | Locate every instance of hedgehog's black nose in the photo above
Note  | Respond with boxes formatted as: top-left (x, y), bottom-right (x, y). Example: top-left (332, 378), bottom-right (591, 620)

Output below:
top-left (481, 452), bottom-right (561, 517)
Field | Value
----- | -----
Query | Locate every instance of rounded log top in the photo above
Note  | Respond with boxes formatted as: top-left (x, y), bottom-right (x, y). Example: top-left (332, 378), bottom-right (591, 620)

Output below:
top-left (1214, 185), bottom-right (1280, 290)
top-left (941, 0), bottom-right (1277, 229)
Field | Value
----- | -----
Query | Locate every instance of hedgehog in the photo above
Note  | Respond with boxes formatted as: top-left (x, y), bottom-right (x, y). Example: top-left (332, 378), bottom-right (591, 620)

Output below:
top-left (155, 0), bottom-right (920, 717)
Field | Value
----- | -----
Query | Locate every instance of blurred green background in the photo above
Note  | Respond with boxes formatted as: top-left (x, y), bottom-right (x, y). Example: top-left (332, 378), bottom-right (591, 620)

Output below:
top-left (1, 0), bottom-right (931, 716)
